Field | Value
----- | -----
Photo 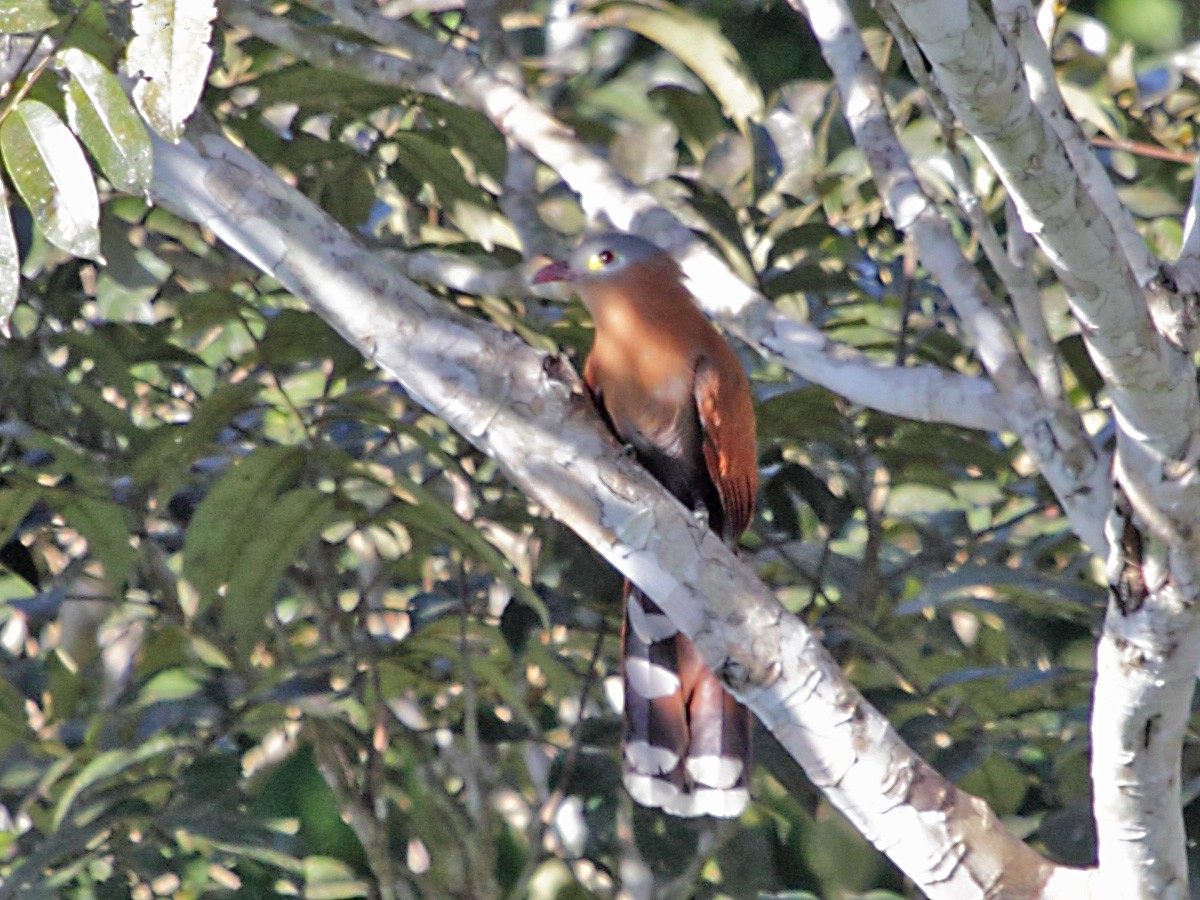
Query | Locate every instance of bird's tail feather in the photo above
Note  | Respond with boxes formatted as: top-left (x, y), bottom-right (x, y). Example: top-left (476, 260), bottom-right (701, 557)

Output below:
top-left (621, 583), bottom-right (750, 818)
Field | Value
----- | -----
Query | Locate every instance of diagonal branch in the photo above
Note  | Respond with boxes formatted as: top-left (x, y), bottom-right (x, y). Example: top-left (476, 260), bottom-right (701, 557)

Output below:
top-left (149, 122), bottom-right (1096, 900)
top-left (991, 0), bottom-right (1160, 288)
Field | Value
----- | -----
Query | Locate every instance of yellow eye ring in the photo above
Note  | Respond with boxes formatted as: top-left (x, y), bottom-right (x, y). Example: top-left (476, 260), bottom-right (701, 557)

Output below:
top-left (587, 249), bottom-right (617, 271)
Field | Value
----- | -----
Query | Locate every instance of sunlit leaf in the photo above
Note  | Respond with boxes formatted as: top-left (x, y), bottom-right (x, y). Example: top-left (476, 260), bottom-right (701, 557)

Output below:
top-left (597, 3), bottom-right (765, 127)
top-left (0, 100), bottom-right (101, 261)
top-left (128, 0), bottom-right (217, 142)
top-left (0, 485), bottom-right (39, 547)
top-left (55, 48), bottom-right (154, 195)
top-left (0, 0), bottom-right (57, 33)
top-left (0, 179), bottom-right (18, 335)
top-left (137, 667), bottom-right (204, 705)
top-left (302, 855), bottom-right (370, 899)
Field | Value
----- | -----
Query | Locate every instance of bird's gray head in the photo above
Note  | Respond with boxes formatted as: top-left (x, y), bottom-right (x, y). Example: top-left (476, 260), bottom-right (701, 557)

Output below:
top-left (533, 232), bottom-right (668, 285)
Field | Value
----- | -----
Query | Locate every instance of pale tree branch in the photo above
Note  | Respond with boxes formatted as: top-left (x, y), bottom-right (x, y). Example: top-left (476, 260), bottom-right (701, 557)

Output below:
top-left (149, 123), bottom-right (1096, 900)
top-left (1178, 163), bottom-right (1200, 263)
top-left (883, 0), bottom-right (1199, 464)
top-left (381, 249), bottom-right (527, 297)
top-left (881, 3), bottom-right (1069, 409)
top-left (377, 0), bottom-right (463, 15)
top-left (224, 0), bottom-right (1011, 435)
top-left (875, 1), bottom-right (1200, 896)
top-left (1005, 202), bottom-right (1067, 408)
top-left (1094, 468), bottom-right (1200, 900)
top-left (991, 0), bottom-right (1160, 288)
top-left (793, 0), bottom-right (1108, 554)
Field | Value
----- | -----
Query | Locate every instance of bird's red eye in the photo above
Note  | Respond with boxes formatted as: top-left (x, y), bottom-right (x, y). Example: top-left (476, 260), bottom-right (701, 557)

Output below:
top-left (597, 250), bottom-right (615, 265)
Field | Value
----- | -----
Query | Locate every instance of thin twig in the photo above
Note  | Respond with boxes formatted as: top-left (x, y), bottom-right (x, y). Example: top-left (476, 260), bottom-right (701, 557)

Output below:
top-left (881, 2), bottom-right (1068, 408)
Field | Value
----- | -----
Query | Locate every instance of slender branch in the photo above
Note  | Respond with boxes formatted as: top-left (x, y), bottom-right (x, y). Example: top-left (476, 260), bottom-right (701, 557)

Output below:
top-left (883, 0), bottom-right (1199, 465)
top-left (1005, 202), bottom-right (1067, 407)
top-left (225, 0), bottom-right (1012, 434)
top-left (1091, 135), bottom-right (1194, 167)
top-left (881, 4), bottom-right (1068, 408)
top-left (992, 0), bottom-right (1160, 287)
top-left (382, 249), bottom-right (529, 297)
top-left (311, 724), bottom-right (417, 900)
top-left (793, 0), bottom-right (1109, 554)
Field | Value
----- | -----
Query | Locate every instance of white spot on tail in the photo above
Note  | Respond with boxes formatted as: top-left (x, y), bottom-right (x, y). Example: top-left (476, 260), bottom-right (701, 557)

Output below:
top-left (625, 658), bottom-right (680, 699)
top-left (685, 787), bottom-right (750, 819)
top-left (685, 755), bottom-right (743, 790)
top-left (624, 740), bottom-right (679, 775)
top-left (603, 675), bottom-right (624, 713)
top-left (624, 772), bottom-right (681, 810)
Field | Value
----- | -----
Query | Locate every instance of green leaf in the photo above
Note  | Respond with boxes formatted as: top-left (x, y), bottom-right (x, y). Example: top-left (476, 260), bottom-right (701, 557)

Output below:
top-left (0, 178), bottom-right (18, 335)
top-left (0, 485), bottom-right (39, 546)
top-left (52, 492), bottom-right (134, 592)
top-left (0, 0), bottom-right (57, 33)
top-left (255, 309), bottom-right (363, 380)
top-left (597, 3), bottom-right (765, 127)
top-left (391, 132), bottom-right (488, 210)
top-left (137, 667), bottom-right (203, 705)
top-left (55, 48), bottom-right (154, 195)
top-left (52, 733), bottom-right (179, 830)
top-left (220, 486), bottom-right (334, 655)
top-left (132, 380), bottom-right (261, 498)
top-left (182, 445), bottom-right (305, 604)
top-left (957, 752), bottom-right (1028, 817)
top-left (0, 677), bottom-right (35, 752)
top-left (0, 100), bottom-right (101, 260)
top-left (419, 96), bottom-right (507, 184)
top-left (254, 63), bottom-right (397, 115)
top-left (127, 0), bottom-right (217, 142)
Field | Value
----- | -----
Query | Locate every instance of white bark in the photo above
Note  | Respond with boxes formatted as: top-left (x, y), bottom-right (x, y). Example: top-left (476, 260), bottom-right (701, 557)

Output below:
top-left (887, 0), bottom-right (1198, 461)
top-left (1090, 597), bottom-right (1200, 900)
top-left (796, 0), bottom-right (1109, 555)
top-left (880, 2), bottom-right (1200, 896)
top-left (1181, 164), bottom-right (1200, 263)
top-left (991, 0), bottom-right (1159, 288)
top-left (148, 124), bottom-right (1095, 900)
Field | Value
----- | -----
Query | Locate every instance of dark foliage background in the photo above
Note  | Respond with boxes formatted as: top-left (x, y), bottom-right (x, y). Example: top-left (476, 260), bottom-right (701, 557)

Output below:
top-left (1, 0), bottom-right (1197, 897)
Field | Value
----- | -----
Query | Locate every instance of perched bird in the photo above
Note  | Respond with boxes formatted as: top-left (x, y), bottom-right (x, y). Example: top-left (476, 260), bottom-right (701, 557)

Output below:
top-left (534, 232), bottom-right (757, 818)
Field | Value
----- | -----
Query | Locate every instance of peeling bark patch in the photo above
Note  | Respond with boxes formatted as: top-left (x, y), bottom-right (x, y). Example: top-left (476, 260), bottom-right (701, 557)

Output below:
top-left (718, 657), bottom-right (752, 692)
top-left (905, 758), bottom-right (954, 814)
top-left (1109, 487), bottom-right (1148, 615)
top-left (720, 640), bottom-right (781, 689)
top-left (540, 352), bottom-right (572, 384)
top-left (1111, 635), bottom-right (1152, 669)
